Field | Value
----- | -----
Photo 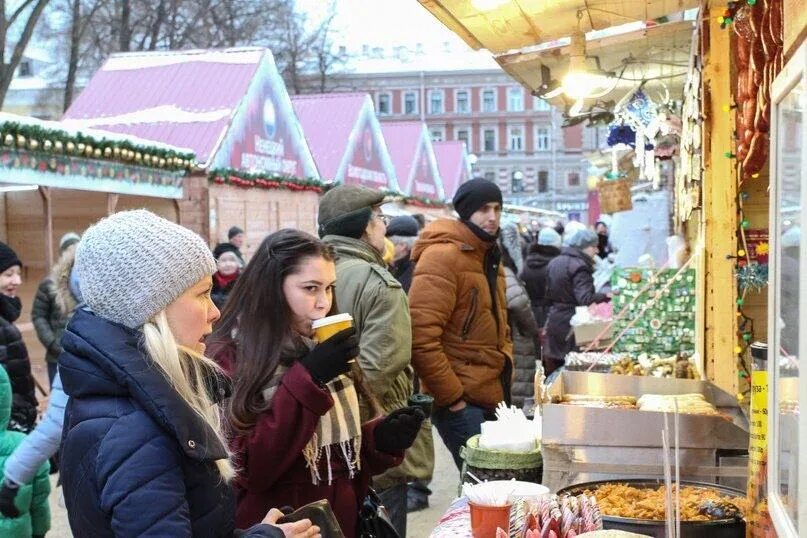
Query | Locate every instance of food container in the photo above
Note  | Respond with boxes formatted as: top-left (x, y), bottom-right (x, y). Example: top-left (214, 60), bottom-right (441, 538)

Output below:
top-left (460, 434), bottom-right (542, 484)
top-left (557, 479), bottom-right (746, 538)
top-left (573, 320), bottom-right (613, 348)
top-left (468, 502), bottom-right (511, 538)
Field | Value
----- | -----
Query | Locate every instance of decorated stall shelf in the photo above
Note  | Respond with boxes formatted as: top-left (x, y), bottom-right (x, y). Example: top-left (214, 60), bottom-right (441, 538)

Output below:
top-left (610, 267), bottom-right (697, 355)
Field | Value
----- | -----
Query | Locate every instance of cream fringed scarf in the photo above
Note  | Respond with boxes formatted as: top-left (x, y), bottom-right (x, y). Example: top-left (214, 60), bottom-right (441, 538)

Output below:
top-left (261, 337), bottom-right (362, 485)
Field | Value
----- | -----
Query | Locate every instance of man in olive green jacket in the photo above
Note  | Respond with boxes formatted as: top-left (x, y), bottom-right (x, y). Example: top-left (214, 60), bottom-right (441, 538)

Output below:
top-left (319, 185), bottom-right (432, 537)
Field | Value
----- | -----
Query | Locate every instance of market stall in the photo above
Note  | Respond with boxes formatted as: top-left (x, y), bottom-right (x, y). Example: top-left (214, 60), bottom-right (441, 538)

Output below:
top-left (63, 47), bottom-right (322, 258)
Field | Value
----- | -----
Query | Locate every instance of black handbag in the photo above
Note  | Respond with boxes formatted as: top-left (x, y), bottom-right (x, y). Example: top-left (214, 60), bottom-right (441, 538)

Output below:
top-left (278, 499), bottom-right (346, 538)
top-left (357, 488), bottom-right (400, 538)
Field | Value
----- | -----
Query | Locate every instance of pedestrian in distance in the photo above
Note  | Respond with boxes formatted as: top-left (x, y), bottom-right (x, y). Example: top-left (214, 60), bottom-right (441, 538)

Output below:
top-left (0, 242), bottom-right (38, 435)
top-left (409, 178), bottom-right (513, 470)
top-left (58, 210), bottom-right (318, 538)
top-left (209, 228), bottom-right (424, 537)
top-left (31, 233), bottom-right (81, 386)
top-left (543, 229), bottom-right (612, 377)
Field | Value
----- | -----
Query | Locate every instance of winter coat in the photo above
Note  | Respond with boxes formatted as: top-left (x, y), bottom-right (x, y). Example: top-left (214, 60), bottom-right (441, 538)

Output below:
top-left (409, 219), bottom-right (513, 410)
top-left (520, 244), bottom-right (560, 327)
top-left (504, 267), bottom-right (539, 410)
top-left (0, 296), bottom-right (37, 432)
top-left (390, 256), bottom-right (414, 293)
top-left (59, 308), bottom-right (281, 538)
top-left (321, 235), bottom-right (430, 490)
top-left (212, 273), bottom-right (239, 311)
top-left (4, 369), bottom-right (66, 486)
top-left (0, 367), bottom-right (50, 537)
top-left (31, 249), bottom-right (79, 364)
top-left (543, 247), bottom-right (609, 360)
top-left (215, 342), bottom-right (403, 537)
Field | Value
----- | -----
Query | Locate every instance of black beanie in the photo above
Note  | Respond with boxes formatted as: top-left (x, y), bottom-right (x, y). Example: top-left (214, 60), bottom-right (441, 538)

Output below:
top-left (452, 178), bottom-right (503, 221)
top-left (0, 242), bottom-right (22, 274)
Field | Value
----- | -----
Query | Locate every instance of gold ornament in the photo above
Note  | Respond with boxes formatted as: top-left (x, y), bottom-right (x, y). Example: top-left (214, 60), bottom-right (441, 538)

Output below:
top-left (158, 158), bottom-right (166, 167)
top-left (85, 145), bottom-right (95, 157)
top-left (76, 143), bottom-right (85, 153)
top-left (104, 147), bottom-right (112, 158)
top-left (143, 154), bottom-right (152, 165)
top-left (4, 134), bottom-right (13, 146)
top-left (54, 141), bottom-right (63, 153)
top-left (93, 148), bottom-right (102, 158)
top-left (28, 139), bottom-right (39, 151)
top-left (16, 135), bottom-right (26, 146)
top-left (113, 147), bottom-right (121, 158)
top-left (135, 152), bottom-right (142, 162)
top-left (66, 142), bottom-right (76, 153)
top-left (43, 140), bottom-right (53, 151)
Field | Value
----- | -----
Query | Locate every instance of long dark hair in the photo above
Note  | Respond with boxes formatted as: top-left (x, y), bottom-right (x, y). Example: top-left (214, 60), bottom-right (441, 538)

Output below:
top-left (209, 229), bottom-right (378, 433)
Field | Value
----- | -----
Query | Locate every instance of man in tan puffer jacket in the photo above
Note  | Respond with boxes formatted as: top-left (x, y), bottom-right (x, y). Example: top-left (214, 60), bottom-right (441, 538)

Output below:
top-left (409, 178), bottom-right (513, 469)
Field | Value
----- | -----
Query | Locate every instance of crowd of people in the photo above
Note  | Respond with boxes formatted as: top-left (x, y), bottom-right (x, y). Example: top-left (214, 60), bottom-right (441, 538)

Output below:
top-left (0, 177), bottom-right (617, 537)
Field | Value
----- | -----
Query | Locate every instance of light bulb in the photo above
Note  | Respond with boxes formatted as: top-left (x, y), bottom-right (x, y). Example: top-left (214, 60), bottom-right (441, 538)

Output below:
top-left (562, 70), bottom-right (614, 100)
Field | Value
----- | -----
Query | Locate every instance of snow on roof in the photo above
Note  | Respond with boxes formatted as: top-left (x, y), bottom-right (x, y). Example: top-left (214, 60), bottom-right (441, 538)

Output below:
top-left (432, 141), bottom-right (468, 200)
top-left (291, 93), bottom-right (368, 179)
top-left (339, 49), bottom-right (500, 75)
top-left (0, 112), bottom-right (195, 154)
top-left (63, 48), bottom-right (266, 165)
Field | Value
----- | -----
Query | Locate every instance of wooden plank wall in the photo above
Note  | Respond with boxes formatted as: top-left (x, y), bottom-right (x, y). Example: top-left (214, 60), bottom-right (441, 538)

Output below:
top-left (208, 185), bottom-right (319, 260)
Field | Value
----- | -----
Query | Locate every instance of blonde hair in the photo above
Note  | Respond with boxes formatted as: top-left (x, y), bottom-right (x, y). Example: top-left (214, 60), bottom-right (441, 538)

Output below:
top-left (142, 311), bottom-right (235, 481)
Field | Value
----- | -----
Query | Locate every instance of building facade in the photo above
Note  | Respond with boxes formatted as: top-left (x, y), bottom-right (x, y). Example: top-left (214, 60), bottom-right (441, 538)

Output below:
top-left (330, 66), bottom-right (600, 221)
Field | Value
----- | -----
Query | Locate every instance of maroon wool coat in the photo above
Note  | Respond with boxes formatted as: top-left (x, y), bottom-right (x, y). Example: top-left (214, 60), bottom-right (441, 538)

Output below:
top-left (216, 344), bottom-right (402, 537)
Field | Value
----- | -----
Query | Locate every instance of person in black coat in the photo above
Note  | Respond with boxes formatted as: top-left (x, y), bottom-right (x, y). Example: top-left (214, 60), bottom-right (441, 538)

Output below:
top-left (212, 243), bottom-right (243, 310)
top-left (59, 210), bottom-right (318, 538)
top-left (520, 228), bottom-right (562, 328)
top-left (0, 242), bottom-right (38, 434)
top-left (543, 230), bottom-right (611, 377)
top-left (385, 215), bottom-right (420, 293)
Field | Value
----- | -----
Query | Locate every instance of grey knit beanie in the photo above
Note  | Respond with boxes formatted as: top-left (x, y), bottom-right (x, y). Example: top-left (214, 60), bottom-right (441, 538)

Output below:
top-left (75, 209), bottom-right (216, 329)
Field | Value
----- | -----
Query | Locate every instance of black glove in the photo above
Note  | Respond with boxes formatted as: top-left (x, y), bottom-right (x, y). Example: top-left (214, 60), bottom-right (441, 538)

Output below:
top-left (300, 328), bottom-right (359, 385)
top-left (374, 407), bottom-right (426, 453)
top-left (0, 479), bottom-right (20, 518)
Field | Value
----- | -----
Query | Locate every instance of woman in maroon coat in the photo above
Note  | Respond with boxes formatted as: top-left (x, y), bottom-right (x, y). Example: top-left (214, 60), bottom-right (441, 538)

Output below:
top-left (209, 229), bottom-right (425, 537)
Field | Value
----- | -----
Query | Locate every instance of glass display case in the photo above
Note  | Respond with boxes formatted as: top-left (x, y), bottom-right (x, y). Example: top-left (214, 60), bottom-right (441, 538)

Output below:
top-left (768, 40), bottom-right (806, 538)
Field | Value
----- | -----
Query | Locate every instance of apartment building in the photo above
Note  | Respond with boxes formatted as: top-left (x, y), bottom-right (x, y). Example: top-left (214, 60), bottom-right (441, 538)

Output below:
top-left (330, 60), bottom-right (600, 221)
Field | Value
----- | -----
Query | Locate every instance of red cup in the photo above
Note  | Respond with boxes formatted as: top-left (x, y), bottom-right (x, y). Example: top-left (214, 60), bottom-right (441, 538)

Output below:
top-left (469, 502), bottom-right (511, 537)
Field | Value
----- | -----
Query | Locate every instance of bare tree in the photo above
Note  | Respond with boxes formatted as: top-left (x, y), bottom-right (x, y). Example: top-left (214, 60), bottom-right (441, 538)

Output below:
top-left (0, 0), bottom-right (52, 108)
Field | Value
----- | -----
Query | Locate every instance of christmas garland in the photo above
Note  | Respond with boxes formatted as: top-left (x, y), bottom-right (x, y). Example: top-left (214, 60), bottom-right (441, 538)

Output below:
top-left (0, 121), bottom-right (195, 172)
top-left (208, 168), bottom-right (328, 193)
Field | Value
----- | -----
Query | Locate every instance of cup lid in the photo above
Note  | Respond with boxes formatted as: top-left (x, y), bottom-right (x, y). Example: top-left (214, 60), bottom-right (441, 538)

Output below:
top-left (311, 313), bottom-right (354, 329)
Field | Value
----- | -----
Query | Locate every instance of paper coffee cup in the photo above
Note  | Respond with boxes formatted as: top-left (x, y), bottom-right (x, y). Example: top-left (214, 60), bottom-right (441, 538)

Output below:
top-left (311, 313), bottom-right (354, 342)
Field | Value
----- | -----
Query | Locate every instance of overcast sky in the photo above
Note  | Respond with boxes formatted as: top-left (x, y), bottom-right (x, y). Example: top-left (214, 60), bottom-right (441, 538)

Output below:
top-left (298, 0), bottom-right (471, 53)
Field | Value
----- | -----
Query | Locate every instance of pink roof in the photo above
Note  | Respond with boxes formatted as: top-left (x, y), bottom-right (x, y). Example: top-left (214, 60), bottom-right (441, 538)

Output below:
top-left (380, 122), bottom-right (423, 183)
top-left (63, 49), bottom-right (264, 165)
top-left (291, 93), bottom-right (368, 179)
top-left (433, 141), bottom-right (468, 199)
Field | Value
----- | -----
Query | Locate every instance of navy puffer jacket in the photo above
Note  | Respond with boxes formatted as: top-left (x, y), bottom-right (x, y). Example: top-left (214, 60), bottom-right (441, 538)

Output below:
top-left (59, 308), bottom-right (281, 538)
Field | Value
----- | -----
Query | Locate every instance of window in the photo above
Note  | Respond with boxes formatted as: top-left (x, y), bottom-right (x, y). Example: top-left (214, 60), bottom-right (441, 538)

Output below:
top-left (482, 89), bottom-right (496, 112)
top-left (533, 97), bottom-right (551, 111)
top-left (507, 87), bottom-right (524, 112)
top-left (18, 60), bottom-right (32, 78)
top-left (377, 93), bottom-right (391, 115)
top-left (455, 90), bottom-right (470, 114)
top-left (456, 128), bottom-right (470, 150)
top-left (511, 170), bottom-right (524, 193)
top-left (429, 90), bottom-right (444, 114)
top-left (483, 128), bottom-right (496, 152)
top-left (430, 127), bottom-right (445, 142)
top-left (484, 171), bottom-right (496, 182)
top-left (535, 127), bottom-right (550, 151)
top-left (404, 92), bottom-right (418, 115)
top-left (567, 171), bottom-right (581, 187)
top-left (509, 126), bottom-right (524, 151)
top-left (538, 171), bottom-right (549, 193)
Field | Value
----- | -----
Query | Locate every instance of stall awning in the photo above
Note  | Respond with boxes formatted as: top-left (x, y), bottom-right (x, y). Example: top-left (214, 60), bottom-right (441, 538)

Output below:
top-left (418, 0), bottom-right (699, 54)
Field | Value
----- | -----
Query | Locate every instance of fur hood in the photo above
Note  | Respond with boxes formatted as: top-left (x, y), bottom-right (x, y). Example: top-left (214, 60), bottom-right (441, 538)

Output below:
top-left (51, 245), bottom-right (79, 317)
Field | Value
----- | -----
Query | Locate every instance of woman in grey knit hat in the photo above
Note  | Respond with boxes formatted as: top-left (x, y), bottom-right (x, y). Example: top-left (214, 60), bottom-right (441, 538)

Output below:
top-left (57, 210), bottom-right (318, 538)
top-left (542, 229), bottom-right (611, 377)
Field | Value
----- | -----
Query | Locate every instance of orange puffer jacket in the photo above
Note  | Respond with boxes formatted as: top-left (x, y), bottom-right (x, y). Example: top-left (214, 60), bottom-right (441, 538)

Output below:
top-left (409, 219), bottom-right (512, 410)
